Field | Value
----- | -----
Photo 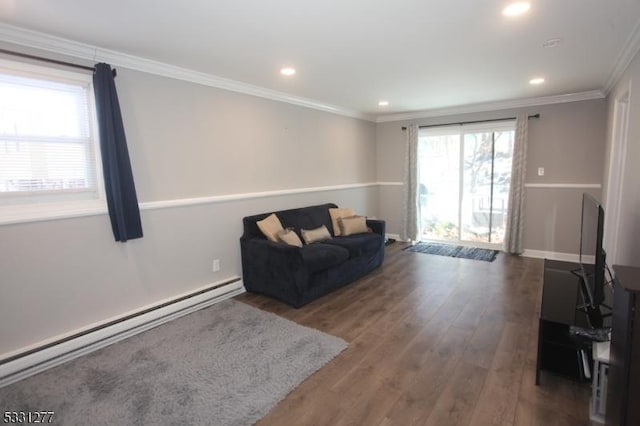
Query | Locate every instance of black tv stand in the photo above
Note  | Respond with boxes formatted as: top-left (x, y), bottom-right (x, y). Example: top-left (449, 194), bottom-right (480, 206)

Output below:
top-left (569, 266), bottom-right (612, 327)
top-left (536, 259), bottom-right (594, 384)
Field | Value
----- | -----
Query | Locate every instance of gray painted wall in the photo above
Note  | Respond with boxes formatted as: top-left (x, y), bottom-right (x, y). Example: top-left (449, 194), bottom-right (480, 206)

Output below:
top-left (605, 49), bottom-right (640, 268)
top-left (117, 69), bottom-right (376, 200)
top-left (0, 49), bottom-right (377, 357)
top-left (375, 99), bottom-right (608, 254)
top-left (0, 40), bottom-right (615, 360)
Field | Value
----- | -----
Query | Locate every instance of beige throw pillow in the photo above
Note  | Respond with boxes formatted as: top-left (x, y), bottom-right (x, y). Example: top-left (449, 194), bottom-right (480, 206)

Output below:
top-left (339, 215), bottom-right (368, 236)
top-left (277, 228), bottom-right (303, 247)
top-left (329, 207), bottom-right (356, 236)
top-left (256, 213), bottom-right (284, 242)
top-left (301, 225), bottom-right (332, 244)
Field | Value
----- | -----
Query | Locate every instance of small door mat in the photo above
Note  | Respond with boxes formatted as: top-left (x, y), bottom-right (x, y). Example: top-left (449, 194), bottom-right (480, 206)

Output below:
top-left (403, 242), bottom-right (499, 262)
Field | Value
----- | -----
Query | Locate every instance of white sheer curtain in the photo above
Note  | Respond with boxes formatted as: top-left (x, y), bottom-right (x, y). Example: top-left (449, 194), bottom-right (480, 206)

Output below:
top-left (402, 124), bottom-right (420, 242)
top-left (504, 113), bottom-right (529, 254)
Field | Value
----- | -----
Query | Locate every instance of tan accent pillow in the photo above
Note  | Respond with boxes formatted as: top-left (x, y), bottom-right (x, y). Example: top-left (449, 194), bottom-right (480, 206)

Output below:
top-left (301, 225), bottom-right (332, 244)
top-left (339, 215), bottom-right (368, 236)
top-left (277, 228), bottom-right (303, 247)
top-left (329, 207), bottom-right (356, 236)
top-left (256, 213), bottom-right (284, 242)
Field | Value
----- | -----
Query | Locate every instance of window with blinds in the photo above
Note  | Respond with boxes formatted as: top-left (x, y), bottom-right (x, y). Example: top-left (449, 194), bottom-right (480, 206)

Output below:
top-left (0, 58), bottom-right (105, 224)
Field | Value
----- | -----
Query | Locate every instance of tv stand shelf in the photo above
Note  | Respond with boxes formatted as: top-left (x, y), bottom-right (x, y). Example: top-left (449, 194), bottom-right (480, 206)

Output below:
top-left (536, 259), bottom-right (592, 384)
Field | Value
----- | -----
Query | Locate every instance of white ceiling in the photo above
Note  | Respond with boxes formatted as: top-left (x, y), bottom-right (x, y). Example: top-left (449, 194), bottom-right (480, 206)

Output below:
top-left (1, 0), bottom-right (640, 119)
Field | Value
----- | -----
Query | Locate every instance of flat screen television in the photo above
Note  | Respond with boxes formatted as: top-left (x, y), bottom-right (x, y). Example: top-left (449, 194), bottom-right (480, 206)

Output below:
top-left (579, 193), bottom-right (606, 309)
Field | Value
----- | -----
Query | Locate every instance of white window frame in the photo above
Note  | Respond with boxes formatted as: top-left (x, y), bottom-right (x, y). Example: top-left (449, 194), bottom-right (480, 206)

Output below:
top-left (0, 58), bottom-right (106, 225)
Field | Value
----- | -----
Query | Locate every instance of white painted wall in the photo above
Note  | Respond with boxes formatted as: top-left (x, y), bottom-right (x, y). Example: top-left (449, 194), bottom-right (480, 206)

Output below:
top-left (604, 49), bottom-right (640, 268)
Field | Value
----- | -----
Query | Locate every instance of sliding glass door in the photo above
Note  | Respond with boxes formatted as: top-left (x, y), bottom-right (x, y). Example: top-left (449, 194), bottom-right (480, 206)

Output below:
top-left (418, 122), bottom-right (515, 247)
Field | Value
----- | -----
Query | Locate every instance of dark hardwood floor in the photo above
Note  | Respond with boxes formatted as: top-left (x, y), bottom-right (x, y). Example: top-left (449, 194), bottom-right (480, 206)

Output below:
top-left (236, 242), bottom-right (593, 425)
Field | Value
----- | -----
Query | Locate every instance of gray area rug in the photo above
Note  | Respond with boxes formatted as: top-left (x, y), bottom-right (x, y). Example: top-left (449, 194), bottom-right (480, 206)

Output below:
top-left (0, 299), bottom-right (347, 425)
top-left (403, 242), bottom-right (499, 262)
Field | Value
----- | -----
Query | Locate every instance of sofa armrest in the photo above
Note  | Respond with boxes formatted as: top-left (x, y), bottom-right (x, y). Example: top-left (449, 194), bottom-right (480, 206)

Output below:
top-left (240, 238), bottom-right (308, 305)
top-left (367, 219), bottom-right (386, 237)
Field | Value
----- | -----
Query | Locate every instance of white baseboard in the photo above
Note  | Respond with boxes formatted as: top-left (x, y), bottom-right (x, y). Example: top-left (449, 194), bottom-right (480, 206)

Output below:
top-left (522, 249), bottom-right (580, 263)
top-left (0, 278), bottom-right (245, 388)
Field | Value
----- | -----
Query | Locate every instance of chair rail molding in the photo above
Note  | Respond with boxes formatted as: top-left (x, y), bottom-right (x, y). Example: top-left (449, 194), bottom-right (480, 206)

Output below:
top-left (0, 182), bottom-right (385, 225)
top-left (524, 183), bottom-right (602, 189)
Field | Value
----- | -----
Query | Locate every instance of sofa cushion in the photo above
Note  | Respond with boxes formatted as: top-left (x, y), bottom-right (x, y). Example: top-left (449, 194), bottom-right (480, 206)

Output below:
top-left (278, 205), bottom-right (334, 236)
top-left (301, 225), bottom-right (332, 244)
top-left (300, 243), bottom-right (349, 274)
top-left (339, 215), bottom-right (368, 236)
top-left (329, 207), bottom-right (356, 236)
top-left (256, 213), bottom-right (284, 242)
top-left (323, 233), bottom-right (384, 258)
top-left (277, 228), bottom-right (303, 247)
top-left (242, 203), bottom-right (337, 240)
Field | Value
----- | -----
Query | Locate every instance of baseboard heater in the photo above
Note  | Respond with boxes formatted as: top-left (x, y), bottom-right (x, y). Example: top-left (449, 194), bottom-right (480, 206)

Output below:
top-left (0, 277), bottom-right (244, 388)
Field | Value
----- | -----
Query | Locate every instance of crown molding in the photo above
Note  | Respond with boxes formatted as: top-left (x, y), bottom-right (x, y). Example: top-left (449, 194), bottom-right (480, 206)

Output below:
top-left (604, 18), bottom-right (640, 95)
top-left (374, 90), bottom-right (606, 123)
top-left (1, 22), bottom-right (628, 124)
top-left (0, 23), bottom-right (374, 122)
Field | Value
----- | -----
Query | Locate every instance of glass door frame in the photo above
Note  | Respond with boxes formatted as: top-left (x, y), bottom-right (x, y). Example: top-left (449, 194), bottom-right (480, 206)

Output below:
top-left (418, 120), bottom-right (515, 249)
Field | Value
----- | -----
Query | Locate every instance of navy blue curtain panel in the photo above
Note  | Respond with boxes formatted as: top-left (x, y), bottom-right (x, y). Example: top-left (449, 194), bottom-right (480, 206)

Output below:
top-left (93, 63), bottom-right (143, 242)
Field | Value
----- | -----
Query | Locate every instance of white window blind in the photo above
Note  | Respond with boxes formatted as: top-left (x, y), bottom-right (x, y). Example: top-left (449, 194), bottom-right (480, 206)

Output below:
top-left (0, 59), bottom-right (105, 224)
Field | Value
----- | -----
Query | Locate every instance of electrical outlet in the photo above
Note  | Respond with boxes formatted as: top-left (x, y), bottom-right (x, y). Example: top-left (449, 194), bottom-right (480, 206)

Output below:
top-left (212, 259), bottom-right (220, 272)
top-left (538, 167), bottom-right (545, 176)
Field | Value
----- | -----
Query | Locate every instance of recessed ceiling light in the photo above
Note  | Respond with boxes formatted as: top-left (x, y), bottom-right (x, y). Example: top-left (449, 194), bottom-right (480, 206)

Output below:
top-left (502, 2), bottom-right (531, 17)
top-left (543, 38), bottom-right (563, 48)
top-left (280, 67), bottom-right (296, 76)
top-left (529, 77), bottom-right (545, 85)
top-left (378, 100), bottom-right (389, 107)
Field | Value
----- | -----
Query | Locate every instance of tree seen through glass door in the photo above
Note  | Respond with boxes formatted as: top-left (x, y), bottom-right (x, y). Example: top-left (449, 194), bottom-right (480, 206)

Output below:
top-left (418, 124), bottom-right (515, 247)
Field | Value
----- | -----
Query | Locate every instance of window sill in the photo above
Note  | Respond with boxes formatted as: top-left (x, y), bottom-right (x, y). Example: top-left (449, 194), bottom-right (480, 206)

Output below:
top-left (0, 202), bottom-right (108, 226)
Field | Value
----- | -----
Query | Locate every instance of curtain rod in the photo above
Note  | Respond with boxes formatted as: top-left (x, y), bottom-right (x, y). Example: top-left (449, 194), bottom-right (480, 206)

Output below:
top-left (0, 48), bottom-right (117, 77)
top-left (401, 113), bottom-right (539, 130)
